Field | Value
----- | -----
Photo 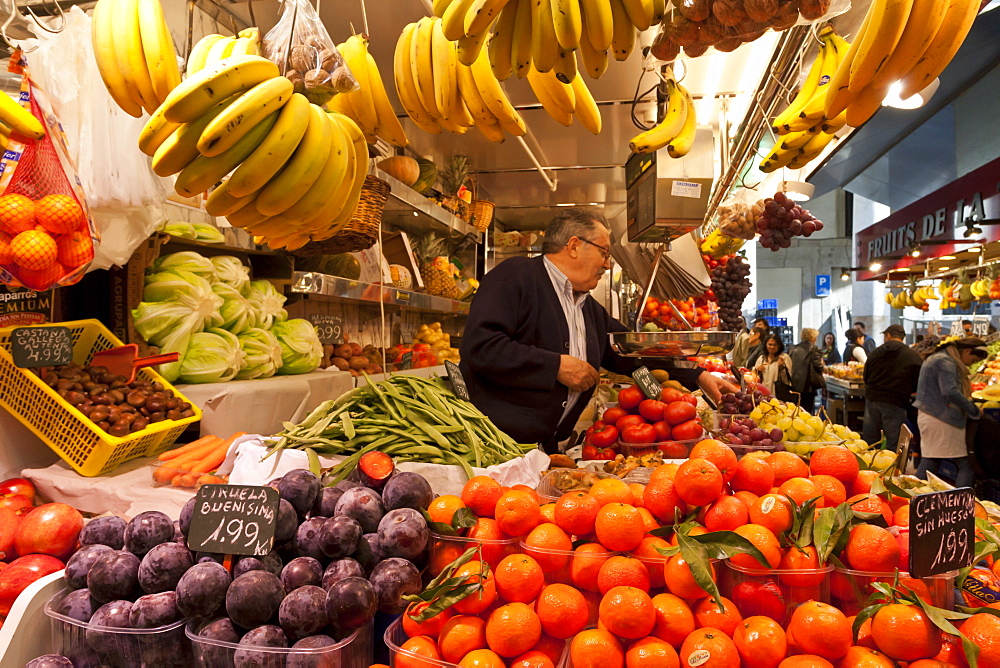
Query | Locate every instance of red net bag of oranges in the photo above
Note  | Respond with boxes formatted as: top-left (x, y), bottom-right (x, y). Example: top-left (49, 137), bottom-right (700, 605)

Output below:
top-left (0, 57), bottom-right (99, 291)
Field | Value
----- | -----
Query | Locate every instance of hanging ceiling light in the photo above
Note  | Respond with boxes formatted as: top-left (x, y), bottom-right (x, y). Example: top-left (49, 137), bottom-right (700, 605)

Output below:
top-left (840, 268), bottom-right (851, 281)
top-left (883, 78), bottom-right (941, 109)
top-left (780, 180), bottom-right (815, 202)
top-left (870, 261), bottom-right (882, 271)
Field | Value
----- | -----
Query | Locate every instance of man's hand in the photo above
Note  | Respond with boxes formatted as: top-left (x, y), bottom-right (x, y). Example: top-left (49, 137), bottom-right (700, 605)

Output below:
top-left (698, 372), bottom-right (739, 405)
top-left (557, 355), bottom-right (599, 392)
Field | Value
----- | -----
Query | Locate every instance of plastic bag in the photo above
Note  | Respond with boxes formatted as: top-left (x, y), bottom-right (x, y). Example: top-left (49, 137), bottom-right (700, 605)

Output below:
top-left (716, 189), bottom-right (765, 240)
top-left (0, 59), bottom-right (99, 291)
top-left (262, 0), bottom-right (358, 105)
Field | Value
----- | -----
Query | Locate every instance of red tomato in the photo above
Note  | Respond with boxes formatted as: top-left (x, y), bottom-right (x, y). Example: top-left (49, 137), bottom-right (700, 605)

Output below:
top-left (660, 387), bottom-right (685, 403)
top-left (587, 420), bottom-right (607, 435)
top-left (638, 399), bottom-right (666, 422)
top-left (621, 424), bottom-right (656, 444)
top-left (587, 425), bottom-right (618, 448)
top-left (617, 385), bottom-right (645, 411)
top-left (616, 414), bottom-right (646, 431)
top-left (582, 445), bottom-right (600, 460)
top-left (599, 448), bottom-right (617, 460)
top-left (671, 419), bottom-right (704, 441)
top-left (652, 421), bottom-right (672, 441)
top-left (661, 441), bottom-right (691, 459)
top-left (663, 401), bottom-right (697, 426)
top-left (681, 394), bottom-right (698, 407)
top-left (602, 407), bottom-right (629, 426)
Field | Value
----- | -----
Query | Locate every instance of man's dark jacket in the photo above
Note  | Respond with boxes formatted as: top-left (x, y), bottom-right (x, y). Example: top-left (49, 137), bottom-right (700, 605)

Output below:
top-left (459, 256), bottom-right (699, 450)
top-left (863, 340), bottom-right (923, 407)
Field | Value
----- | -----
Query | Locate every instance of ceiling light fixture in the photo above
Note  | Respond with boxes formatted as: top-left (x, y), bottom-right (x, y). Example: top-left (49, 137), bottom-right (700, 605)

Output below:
top-left (910, 244), bottom-right (921, 258)
top-left (883, 78), bottom-right (941, 109)
top-left (940, 255), bottom-right (956, 260)
top-left (780, 180), bottom-right (815, 202)
top-left (870, 262), bottom-right (882, 271)
top-left (840, 268), bottom-right (850, 281)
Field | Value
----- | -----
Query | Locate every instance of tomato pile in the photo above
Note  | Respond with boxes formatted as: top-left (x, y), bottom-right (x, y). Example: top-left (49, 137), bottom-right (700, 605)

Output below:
top-left (584, 385), bottom-right (703, 460)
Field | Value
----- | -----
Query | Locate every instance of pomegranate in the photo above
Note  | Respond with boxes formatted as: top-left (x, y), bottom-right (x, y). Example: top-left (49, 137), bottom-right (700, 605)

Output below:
top-left (14, 502), bottom-right (83, 560)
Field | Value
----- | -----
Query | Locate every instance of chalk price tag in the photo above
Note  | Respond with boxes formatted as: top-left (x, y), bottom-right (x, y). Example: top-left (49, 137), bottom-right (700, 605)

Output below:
top-left (307, 314), bottom-right (344, 345)
top-left (187, 484), bottom-right (280, 557)
top-left (11, 325), bottom-right (73, 368)
top-left (908, 487), bottom-right (976, 578)
top-left (445, 359), bottom-right (470, 401)
top-left (399, 351), bottom-right (413, 370)
top-left (632, 366), bottom-right (662, 400)
top-left (949, 320), bottom-right (965, 337)
top-left (972, 319), bottom-right (990, 338)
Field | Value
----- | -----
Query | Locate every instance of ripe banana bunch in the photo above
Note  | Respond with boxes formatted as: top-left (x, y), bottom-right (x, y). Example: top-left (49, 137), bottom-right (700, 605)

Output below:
top-left (700, 229), bottom-right (745, 258)
top-left (937, 279), bottom-right (959, 309)
top-left (970, 278), bottom-right (992, 302)
top-left (525, 66), bottom-right (602, 133)
top-left (628, 72), bottom-right (696, 156)
top-left (91, 0), bottom-right (181, 117)
top-left (771, 28), bottom-right (849, 136)
top-left (326, 34), bottom-right (408, 147)
top-left (0, 89), bottom-right (44, 141)
top-left (394, 17), bottom-right (527, 144)
top-left (825, 0), bottom-right (980, 129)
top-left (186, 28), bottom-right (262, 77)
top-left (137, 56), bottom-right (366, 251)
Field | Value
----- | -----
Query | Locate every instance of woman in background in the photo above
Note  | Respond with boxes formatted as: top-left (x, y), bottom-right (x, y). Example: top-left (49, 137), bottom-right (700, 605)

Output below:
top-left (844, 328), bottom-right (868, 364)
top-left (820, 332), bottom-right (842, 365)
top-left (755, 334), bottom-right (794, 400)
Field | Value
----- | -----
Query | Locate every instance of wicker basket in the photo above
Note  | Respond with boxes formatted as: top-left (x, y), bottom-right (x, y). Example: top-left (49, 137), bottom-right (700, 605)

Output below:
top-left (292, 175), bottom-right (390, 256)
top-left (470, 199), bottom-right (494, 232)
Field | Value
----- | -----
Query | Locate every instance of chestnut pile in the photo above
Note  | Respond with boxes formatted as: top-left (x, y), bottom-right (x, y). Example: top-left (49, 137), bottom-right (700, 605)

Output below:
top-left (36, 363), bottom-right (195, 437)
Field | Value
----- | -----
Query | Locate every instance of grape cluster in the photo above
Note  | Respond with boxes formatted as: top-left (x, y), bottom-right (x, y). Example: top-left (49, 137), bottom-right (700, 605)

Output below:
top-left (756, 191), bottom-right (825, 251)
top-left (719, 390), bottom-right (767, 414)
top-left (710, 255), bottom-right (752, 331)
top-left (719, 416), bottom-right (783, 449)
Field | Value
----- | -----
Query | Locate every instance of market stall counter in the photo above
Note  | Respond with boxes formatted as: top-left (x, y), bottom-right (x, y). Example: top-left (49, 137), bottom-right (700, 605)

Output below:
top-left (824, 365), bottom-right (866, 432)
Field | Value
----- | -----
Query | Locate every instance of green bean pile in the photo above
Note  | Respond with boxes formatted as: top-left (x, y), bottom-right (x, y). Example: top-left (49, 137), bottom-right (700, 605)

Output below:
top-left (267, 374), bottom-right (537, 480)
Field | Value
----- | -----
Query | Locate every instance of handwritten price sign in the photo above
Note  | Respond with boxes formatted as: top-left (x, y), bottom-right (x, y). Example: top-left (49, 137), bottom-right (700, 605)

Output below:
top-left (908, 487), bottom-right (975, 578)
top-left (308, 314), bottom-right (344, 345)
top-left (187, 485), bottom-right (279, 557)
top-left (11, 325), bottom-right (73, 368)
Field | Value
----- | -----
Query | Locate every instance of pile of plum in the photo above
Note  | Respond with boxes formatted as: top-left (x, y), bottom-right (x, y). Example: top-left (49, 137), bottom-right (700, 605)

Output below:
top-left (28, 466), bottom-right (434, 668)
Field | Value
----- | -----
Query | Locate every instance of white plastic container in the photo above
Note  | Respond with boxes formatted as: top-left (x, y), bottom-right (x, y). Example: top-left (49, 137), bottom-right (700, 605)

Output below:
top-left (186, 618), bottom-right (373, 667)
top-left (0, 570), bottom-right (65, 666)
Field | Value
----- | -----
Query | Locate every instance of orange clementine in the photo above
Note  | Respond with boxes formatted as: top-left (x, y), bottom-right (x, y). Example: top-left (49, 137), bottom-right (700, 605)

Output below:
top-left (0, 193), bottom-right (35, 236)
top-left (535, 583), bottom-right (588, 639)
top-left (570, 542), bottom-right (611, 592)
top-left (749, 494), bottom-right (794, 535)
top-left (462, 475), bottom-right (503, 518)
top-left (595, 502), bottom-right (645, 551)
top-left (651, 593), bottom-right (696, 648)
top-left (675, 458), bottom-right (725, 506)
top-left (397, 635), bottom-right (441, 668)
top-left (531, 633), bottom-right (567, 664)
top-left (554, 491), bottom-right (601, 536)
top-left (930, 631), bottom-right (969, 666)
top-left (485, 602), bottom-right (541, 657)
top-left (458, 648), bottom-right (506, 667)
top-left (569, 628), bottom-right (624, 668)
top-left (734, 490), bottom-right (761, 508)
top-left (453, 560), bottom-right (497, 615)
top-left (636, 507), bottom-right (659, 533)
top-left (778, 656), bottom-right (834, 668)
top-left (837, 646), bottom-right (898, 667)
top-left (511, 484), bottom-right (540, 503)
top-left (650, 463), bottom-right (680, 483)
top-left (809, 446), bottom-right (860, 487)
top-left (690, 439), bottom-right (739, 482)
top-left (788, 601), bottom-right (852, 661)
top-left (693, 595), bottom-right (744, 637)
top-left (810, 475), bottom-right (847, 509)
top-left (590, 478), bottom-right (635, 506)
top-left (428, 494), bottom-right (467, 525)
top-left (629, 483), bottom-right (647, 507)
top-left (643, 476), bottom-right (688, 524)
top-left (439, 615), bottom-right (488, 664)
top-left (846, 493), bottom-right (892, 525)
top-left (892, 505), bottom-right (910, 527)
top-left (729, 524), bottom-right (782, 568)
top-left (35, 194), bottom-right (85, 235)
top-left (850, 470), bottom-right (880, 496)
top-left (767, 452), bottom-right (810, 486)
top-left (599, 585), bottom-right (656, 639)
top-left (778, 546), bottom-right (826, 586)
top-left (732, 456), bottom-right (776, 495)
top-left (467, 518), bottom-right (508, 567)
top-left (631, 535), bottom-right (671, 588)
top-left (17, 260), bottom-right (64, 290)
top-left (844, 524), bottom-right (900, 572)
top-left (733, 615), bottom-right (787, 668)
top-left (494, 554), bottom-right (544, 603)
top-left (668, 525), bottom-right (709, 547)
top-left (907, 661), bottom-right (954, 668)
top-left (704, 495), bottom-right (749, 532)
top-left (870, 603), bottom-right (942, 661)
top-left (0, 232), bottom-right (11, 265)
top-left (523, 522), bottom-right (572, 573)
top-left (679, 627), bottom-right (741, 667)
top-left (55, 229), bottom-right (93, 269)
top-left (625, 636), bottom-right (680, 668)
top-left (402, 600), bottom-right (453, 639)
top-left (495, 490), bottom-right (542, 537)
top-left (664, 554), bottom-right (715, 600)
top-left (509, 650), bottom-right (556, 668)
top-left (10, 230), bottom-right (56, 270)
top-left (539, 502), bottom-right (556, 523)
top-left (779, 477), bottom-right (822, 506)
top-left (598, 555), bottom-right (651, 594)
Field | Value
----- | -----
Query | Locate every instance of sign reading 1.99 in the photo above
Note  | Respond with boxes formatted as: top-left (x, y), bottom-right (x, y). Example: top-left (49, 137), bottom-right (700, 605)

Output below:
top-left (187, 484), bottom-right (280, 557)
top-left (908, 487), bottom-right (975, 578)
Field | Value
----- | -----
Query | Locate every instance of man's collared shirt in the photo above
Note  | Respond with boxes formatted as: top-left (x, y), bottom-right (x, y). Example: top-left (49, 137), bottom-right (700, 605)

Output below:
top-left (543, 256), bottom-right (589, 426)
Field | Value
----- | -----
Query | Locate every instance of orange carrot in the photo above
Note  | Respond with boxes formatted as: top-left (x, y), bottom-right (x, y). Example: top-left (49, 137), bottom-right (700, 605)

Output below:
top-left (157, 435), bottom-right (221, 461)
top-left (167, 436), bottom-right (225, 470)
top-left (154, 465), bottom-right (181, 485)
top-left (196, 474), bottom-right (224, 486)
top-left (171, 473), bottom-right (198, 487)
top-left (188, 432), bottom-right (245, 474)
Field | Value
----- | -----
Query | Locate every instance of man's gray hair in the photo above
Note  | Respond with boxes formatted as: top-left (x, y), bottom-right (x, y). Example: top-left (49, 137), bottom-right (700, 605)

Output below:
top-left (541, 208), bottom-right (609, 254)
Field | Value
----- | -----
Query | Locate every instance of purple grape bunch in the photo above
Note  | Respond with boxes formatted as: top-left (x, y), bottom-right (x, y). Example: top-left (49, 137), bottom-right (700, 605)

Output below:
top-left (718, 415), bottom-right (784, 450)
top-left (757, 191), bottom-right (825, 251)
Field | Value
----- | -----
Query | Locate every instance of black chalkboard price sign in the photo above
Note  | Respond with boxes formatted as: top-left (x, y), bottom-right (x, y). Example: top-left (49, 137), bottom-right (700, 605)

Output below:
top-left (445, 360), bottom-right (470, 401)
top-left (633, 366), bottom-right (662, 400)
top-left (908, 487), bottom-right (976, 578)
top-left (11, 325), bottom-right (73, 368)
top-left (187, 484), bottom-right (280, 557)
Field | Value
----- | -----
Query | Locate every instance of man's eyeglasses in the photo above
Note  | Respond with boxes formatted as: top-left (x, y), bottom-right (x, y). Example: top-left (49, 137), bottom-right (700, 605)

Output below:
top-left (577, 237), bottom-right (611, 262)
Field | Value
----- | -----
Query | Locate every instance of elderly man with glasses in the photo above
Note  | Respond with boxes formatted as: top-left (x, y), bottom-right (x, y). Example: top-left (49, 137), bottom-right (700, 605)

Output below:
top-left (459, 208), bottom-right (736, 454)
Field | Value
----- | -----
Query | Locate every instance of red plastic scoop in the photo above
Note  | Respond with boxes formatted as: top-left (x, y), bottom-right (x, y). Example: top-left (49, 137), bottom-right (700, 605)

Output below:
top-left (91, 345), bottom-right (179, 383)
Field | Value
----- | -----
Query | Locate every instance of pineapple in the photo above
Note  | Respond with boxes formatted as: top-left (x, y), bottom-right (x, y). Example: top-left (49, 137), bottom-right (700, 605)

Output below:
top-left (440, 155), bottom-right (470, 220)
top-left (413, 233), bottom-right (460, 300)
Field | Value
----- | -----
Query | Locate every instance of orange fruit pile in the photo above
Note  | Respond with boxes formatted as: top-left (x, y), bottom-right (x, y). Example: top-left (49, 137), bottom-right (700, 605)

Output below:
top-left (0, 191), bottom-right (91, 289)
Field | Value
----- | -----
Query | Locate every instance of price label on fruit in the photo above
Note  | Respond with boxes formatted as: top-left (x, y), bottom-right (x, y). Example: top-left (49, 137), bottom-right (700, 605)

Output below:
top-left (972, 319), bottom-right (990, 337)
top-left (307, 314), bottom-right (344, 345)
top-left (445, 360), bottom-right (469, 401)
top-left (908, 487), bottom-right (975, 578)
top-left (632, 366), bottom-right (661, 399)
top-left (187, 484), bottom-right (280, 557)
top-left (11, 325), bottom-right (73, 368)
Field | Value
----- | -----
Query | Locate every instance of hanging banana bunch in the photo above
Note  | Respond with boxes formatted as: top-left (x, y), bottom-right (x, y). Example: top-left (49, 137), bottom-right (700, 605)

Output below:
top-left (186, 29), bottom-right (262, 77)
top-left (525, 65), bottom-right (602, 133)
top-left (628, 68), bottom-right (696, 156)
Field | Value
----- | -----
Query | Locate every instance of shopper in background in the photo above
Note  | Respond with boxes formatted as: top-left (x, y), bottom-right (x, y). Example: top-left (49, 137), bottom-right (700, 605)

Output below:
top-left (733, 325), bottom-right (766, 370)
top-left (863, 324), bottom-right (923, 451)
top-left (746, 321), bottom-right (770, 369)
top-left (844, 328), bottom-right (868, 364)
top-left (460, 208), bottom-right (736, 453)
top-left (854, 321), bottom-right (877, 354)
top-left (820, 332), bottom-right (842, 365)
top-left (963, 320), bottom-right (973, 336)
top-left (755, 334), bottom-right (794, 400)
top-left (729, 318), bottom-right (750, 367)
top-left (790, 328), bottom-right (825, 412)
top-left (913, 337), bottom-right (986, 488)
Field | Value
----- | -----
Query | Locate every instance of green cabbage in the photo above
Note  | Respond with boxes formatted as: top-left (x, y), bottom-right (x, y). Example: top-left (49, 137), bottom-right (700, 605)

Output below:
top-left (212, 256), bottom-right (250, 296)
top-left (143, 269), bottom-right (211, 302)
top-left (248, 279), bottom-right (288, 330)
top-left (193, 223), bottom-right (226, 244)
top-left (177, 328), bottom-right (246, 384)
top-left (151, 251), bottom-right (217, 281)
top-left (162, 221), bottom-right (197, 239)
top-left (214, 283), bottom-right (256, 334)
top-left (272, 319), bottom-right (322, 375)
top-left (236, 327), bottom-right (282, 380)
top-left (132, 270), bottom-right (223, 347)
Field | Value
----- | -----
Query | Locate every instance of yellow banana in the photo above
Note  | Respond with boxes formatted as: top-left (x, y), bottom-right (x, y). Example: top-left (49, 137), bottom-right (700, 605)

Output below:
top-left (511, 0), bottom-right (534, 78)
top-left (152, 95), bottom-right (237, 177)
top-left (299, 113), bottom-right (358, 233)
top-left (411, 18), bottom-right (440, 119)
top-left (226, 201), bottom-right (270, 229)
top-left (394, 23), bottom-right (443, 135)
top-left (772, 39), bottom-right (827, 133)
top-left (366, 50), bottom-right (409, 147)
top-left (620, 0), bottom-right (653, 30)
top-left (432, 19), bottom-right (460, 120)
top-left (205, 181), bottom-right (257, 217)
top-left (112, 0), bottom-right (158, 112)
top-left (339, 35), bottom-right (380, 137)
top-left (845, 81), bottom-right (887, 127)
top-left (227, 93), bottom-right (312, 198)
top-left (159, 56), bottom-right (280, 123)
top-left (0, 89), bottom-right (44, 141)
top-left (458, 61), bottom-right (499, 124)
top-left (256, 105), bottom-right (333, 217)
top-left (433, 0), bottom-right (455, 16)
top-left (475, 117), bottom-right (507, 143)
top-left (609, 0), bottom-right (636, 61)
top-left (197, 76), bottom-right (293, 157)
top-left (788, 36), bottom-right (843, 131)
top-left (470, 46), bottom-right (526, 133)
top-left (91, 0), bottom-right (143, 117)
top-left (553, 47), bottom-right (579, 84)
top-left (325, 113), bottom-right (368, 226)
top-left (578, 13), bottom-right (609, 78)
top-left (552, 0), bottom-right (583, 51)
top-left (205, 36), bottom-right (237, 68)
top-left (571, 74), bottom-right (602, 135)
top-left (138, 106), bottom-right (180, 156)
top-left (532, 0), bottom-right (560, 73)
top-left (825, 16), bottom-right (873, 119)
top-left (580, 0), bottom-right (614, 51)
top-left (466, 0), bottom-right (513, 38)
top-left (281, 116), bottom-right (351, 223)
top-left (848, 0), bottom-right (916, 93)
top-left (822, 109), bottom-right (848, 133)
top-left (442, 0), bottom-right (477, 40)
top-left (667, 85), bottom-right (696, 158)
top-left (897, 0), bottom-right (980, 99)
top-left (457, 26), bottom-right (490, 66)
top-left (488, 0), bottom-right (518, 80)
top-left (527, 66), bottom-right (575, 123)
top-left (860, 0), bottom-right (948, 98)
top-left (628, 78), bottom-right (687, 153)
top-left (137, 0), bottom-right (180, 104)
top-left (650, 0), bottom-right (666, 24)
top-left (185, 34), bottom-right (225, 78)
top-left (780, 129), bottom-right (814, 150)
top-left (229, 35), bottom-right (261, 58)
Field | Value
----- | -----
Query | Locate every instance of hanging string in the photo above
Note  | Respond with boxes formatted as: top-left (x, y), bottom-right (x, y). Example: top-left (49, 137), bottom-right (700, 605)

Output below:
top-left (359, 0), bottom-right (369, 35)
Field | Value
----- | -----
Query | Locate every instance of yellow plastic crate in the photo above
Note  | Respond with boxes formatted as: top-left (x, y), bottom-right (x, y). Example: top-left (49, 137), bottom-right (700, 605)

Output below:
top-left (0, 319), bottom-right (201, 476)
